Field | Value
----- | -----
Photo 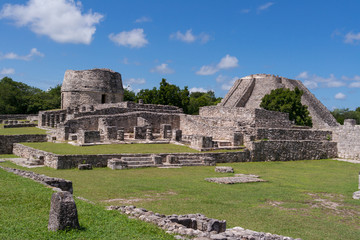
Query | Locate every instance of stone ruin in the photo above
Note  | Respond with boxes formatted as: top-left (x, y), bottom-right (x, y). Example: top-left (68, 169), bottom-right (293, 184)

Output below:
top-left (36, 69), bottom-right (360, 166)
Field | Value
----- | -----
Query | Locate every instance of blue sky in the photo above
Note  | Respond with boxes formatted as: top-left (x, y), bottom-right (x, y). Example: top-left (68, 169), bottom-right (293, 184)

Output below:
top-left (0, 0), bottom-right (360, 110)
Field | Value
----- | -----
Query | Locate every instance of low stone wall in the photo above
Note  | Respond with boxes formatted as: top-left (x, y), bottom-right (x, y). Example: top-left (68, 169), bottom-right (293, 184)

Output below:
top-left (0, 166), bottom-right (73, 193)
top-left (12, 143), bottom-right (250, 169)
top-left (332, 120), bottom-right (360, 160)
top-left (0, 114), bottom-right (37, 121)
top-left (3, 123), bottom-right (37, 128)
top-left (0, 134), bottom-right (47, 154)
top-left (248, 140), bottom-right (337, 161)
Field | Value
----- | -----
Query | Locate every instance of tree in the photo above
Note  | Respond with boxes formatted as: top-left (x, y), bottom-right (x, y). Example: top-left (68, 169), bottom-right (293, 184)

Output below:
top-left (188, 91), bottom-right (222, 115)
top-left (331, 108), bottom-right (360, 125)
top-left (260, 87), bottom-right (313, 127)
top-left (123, 88), bottom-right (136, 102)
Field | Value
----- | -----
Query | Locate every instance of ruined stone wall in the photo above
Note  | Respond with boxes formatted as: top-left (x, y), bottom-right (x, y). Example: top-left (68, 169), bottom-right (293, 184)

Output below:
top-left (332, 120), bottom-right (360, 160)
top-left (248, 140), bottom-right (337, 161)
top-left (0, 114), bottom-right (38, 121)
top-left (0, 135), bottom-right (47, 154)
top-left (254, 128), bottom-right (332, 141)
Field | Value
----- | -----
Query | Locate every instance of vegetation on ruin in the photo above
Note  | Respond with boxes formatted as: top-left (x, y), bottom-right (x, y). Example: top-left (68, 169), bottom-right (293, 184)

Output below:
top-left (0, 77), bottom-right (61, 114)
top-left (331, 107), bottom-right (360, 124)
top-left (0, 168), bottom-right (174, 240)
top-left (0, 125), bottom-right (47, 135)
top-left (1, 159), bottom-right (359, 240)
top-left (260, 87), bottom-right (313, 127)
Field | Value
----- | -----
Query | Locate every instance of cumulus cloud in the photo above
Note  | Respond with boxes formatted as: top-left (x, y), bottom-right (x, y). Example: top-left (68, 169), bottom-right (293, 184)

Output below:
top-left (0, 48), bottom-right (44, 61)
top-left (342, 75), bottom-right (360, 88)
top-left (296, 71), bottom-right (346, 89)
top-left (240, 9), bottom-right (250, 14)
top-left (109, 28), bottom-right (148, 48)
top-left (189, 87), bottom-right (208, 93)
top-left (150, 63), bottom-right (174, 74)
top-left (334, 92), bottom-right (346, 100)
top-left (0, 68), bottom-right (15, 75)
top-left (216, 75), bottom-right (239, 90)
top-left (0, 0), bottom-right (103, 44)
top-left (196, 54), bottom-right (239, 75)
top-left (257, 2), bottom-right (274, 13)
top-left (344, 32), bottom-right (360, 44)
top-left (135, 16), bottom-right (152, 23)
top-left (170, 29), bottom-right (210, 44)
top-left (125, 78), bottom-right (146, 85)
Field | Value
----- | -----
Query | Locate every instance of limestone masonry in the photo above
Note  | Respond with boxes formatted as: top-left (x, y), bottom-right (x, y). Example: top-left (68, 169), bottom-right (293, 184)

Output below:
top-left (28, 70), bottom-right (360, 168)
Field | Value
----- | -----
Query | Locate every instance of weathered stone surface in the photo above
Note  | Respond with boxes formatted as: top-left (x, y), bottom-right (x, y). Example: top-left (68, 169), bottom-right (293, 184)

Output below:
top-left (205, 174), bottom-right (265, 184)
top-left (215, 167), bottom-right (234, 173)
top-left (353, 191), bottom-right (360, 200)
top-left (109, 205), bottom-right (300, 240)
top-left (78, 164), bottom-right (92, 170)
top-left (48, 191), bottom-right (80, 231)
top-left (332, 120), bottom-right (360, 160)
top-left (0, 134), bottom-right (47, 154)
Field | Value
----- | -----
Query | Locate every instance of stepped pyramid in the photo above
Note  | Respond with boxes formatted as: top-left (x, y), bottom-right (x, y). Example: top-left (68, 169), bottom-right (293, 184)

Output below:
top-left (219, 74), bottom-right (338, 129)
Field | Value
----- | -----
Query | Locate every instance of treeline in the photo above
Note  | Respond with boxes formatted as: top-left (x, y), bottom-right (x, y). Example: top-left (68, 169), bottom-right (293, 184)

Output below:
top-left (331, 108), bottom-right (360, 125)
top-left (0, 77), bottom-right (221, 115)
top-left (125, 79), bottom-right (221, 114)
top-left (0, 77), bottom-right (61, 114)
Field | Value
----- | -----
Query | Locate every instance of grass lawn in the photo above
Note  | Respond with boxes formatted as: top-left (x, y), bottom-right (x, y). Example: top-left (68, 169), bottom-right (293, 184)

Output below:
top-left (1, 159), bottom-right (359, 239)
top-left (21, 142), bottom-right (243, 155)
top-left (0, 168), bottom-right (174, 240)
top-left (21, 142), bottom-right (203, 154)
top-left (0, 125), bottom-right (47, 135)
top-left (0, 154), bottom-right (18, 158)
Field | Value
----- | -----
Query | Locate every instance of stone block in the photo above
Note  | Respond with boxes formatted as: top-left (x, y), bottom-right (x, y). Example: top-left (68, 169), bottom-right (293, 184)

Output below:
top-left (232, 131), bottom-right (243, 146)
top-left (202, 156), bottom-right (216, 166)
top-left (146, 127), bottom-right (154, 140)
top-left (105, 126), bottom-right (118, 140)
top-left (107, 158), bottom-right (128, 170)
top-left (117, 129), bottom-right (125, 141)
top-left (166, 155), bottom-right (179, 164)
top-left (344, 119), bottom-right (356, 126)
top-left (172, 129), bottom-right (182, 142)
top-left (134, 126), bottom-right (146, 139)
top-left (161, 124), bottom-right (172, 139)
top-left (78, 164), bottom-right (92, 170)
top-left (48, 191), bottom-right (80, 231)
top-left (215, 166), bottom-right (234, 173)
top-left (152, 155), bottom-right (162, 164)
top-left (190, 135), bottom-right (213, 150)
top-left (78, 130), bottom-right (100, 144)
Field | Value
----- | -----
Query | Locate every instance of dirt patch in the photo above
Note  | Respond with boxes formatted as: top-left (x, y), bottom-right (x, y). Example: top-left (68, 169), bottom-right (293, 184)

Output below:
top-left (101, 190), bottom-right (177, 204)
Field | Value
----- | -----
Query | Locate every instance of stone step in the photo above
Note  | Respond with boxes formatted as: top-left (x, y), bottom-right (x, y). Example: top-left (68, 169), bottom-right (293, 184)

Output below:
top-left (122, 157), bottom-right (153, 162)
top-left (126, 161), bottom-right (154, 166)
top-left (179, 163), bottom-right (204, 166)
top-left (178, 159), bottom-right (203, 163)
top-left (127, 164), bottom-right (157, 169)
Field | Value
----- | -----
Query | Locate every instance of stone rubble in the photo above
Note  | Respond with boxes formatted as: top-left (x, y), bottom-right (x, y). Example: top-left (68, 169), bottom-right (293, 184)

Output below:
top-left (205, 174), bottom-right (265, 184)
top-left (108, 205), bottom-right (301, 240)
top-left (0, 166), bottom-right (73, 193)
top-left (215, 166), bottom-right (234, 173)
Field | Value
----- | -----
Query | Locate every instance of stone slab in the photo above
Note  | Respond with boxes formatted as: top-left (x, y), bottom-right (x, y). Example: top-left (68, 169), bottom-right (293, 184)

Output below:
top-left (205, 174), bottom-right (265, 184)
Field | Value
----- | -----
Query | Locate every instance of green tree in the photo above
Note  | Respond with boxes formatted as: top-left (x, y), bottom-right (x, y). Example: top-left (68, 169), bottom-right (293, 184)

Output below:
top-left (123, 88), bottom-right (136, 102)
top-left (188, 91), bottom-right (222, 115)
top-left (331, 108), bottom-right (360, 125)
top-left (260, 87), bottom-right (313, 127)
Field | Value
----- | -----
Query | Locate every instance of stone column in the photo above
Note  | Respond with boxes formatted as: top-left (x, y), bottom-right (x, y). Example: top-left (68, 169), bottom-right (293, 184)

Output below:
top-left (172, 129), bottom-right (182, 142)
top-left (55, 114), bottom-right (60, 125)
top-left (146, 127), bottom-right (154, 140)
top-left (50, 115), bottom-right (55, 128)
top-left (60, 113), bottom-right (66, 122)
top-left (117, 128), bottom-right (125, 141)
top-left (46, 114), bottom-right (51, 127)
top-left (41, 114), bottom-right (46, 126)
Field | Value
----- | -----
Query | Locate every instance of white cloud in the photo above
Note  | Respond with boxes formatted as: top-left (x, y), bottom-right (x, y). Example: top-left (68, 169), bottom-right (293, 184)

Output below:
top-left (216, 74), bottom-right (227, 83)
top-left (296, 71), bottom-right (346, 89)
top-left (125, 78), bottom-right (146, 85)
top-left (0, 48), bottom-right (44, 61)
top-left (196, 54), bottom-right (239, 75)
top-left (349, 82), bottom-right (360, 88)
top-left (344, 32), bottom-right (360, 44)
top-left (135, 16), bottom-right (152, 23)
top-left (334, 92), bottom-right (346, 100)
top-left (0, 68), bottom-right (15, 75)
top-left (170, 29), bottom-right (210, 44)
top-left (150, 63), bottom-right (174, 74)
top-left (0, 0), bottom-right (103, 44)
top-left (257, 2), bottom-right (274, 12)
top-left (189, 87), bottom-right (208, 93)
top-left (241, 9), bottom-right (250, 14)
top-left (217, 54), bottom-right (238, 69)
top-left (109, 28), bottom-right (148, 48)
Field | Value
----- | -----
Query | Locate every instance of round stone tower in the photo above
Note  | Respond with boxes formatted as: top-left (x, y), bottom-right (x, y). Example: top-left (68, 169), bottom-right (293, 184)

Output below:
top-left (61, 68), bottom-right (124, 109)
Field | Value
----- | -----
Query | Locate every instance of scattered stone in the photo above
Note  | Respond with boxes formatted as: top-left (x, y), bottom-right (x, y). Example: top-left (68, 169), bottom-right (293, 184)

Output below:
top-left (205, 174), bottom-right (265, 184)
top-left (353, 191), bottom-right (360, 200)
top-left (78, 164), bottom-right (92, 170)
top-left (108, 205), bottom-right (300, 240)
top-left (215, 167), bottom-right (234, 173)
top-left (48, 191), bottom-right (80, 231)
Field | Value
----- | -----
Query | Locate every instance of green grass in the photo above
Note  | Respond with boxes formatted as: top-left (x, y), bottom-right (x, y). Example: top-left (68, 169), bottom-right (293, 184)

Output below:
top-left (0, 154), bottom-right (18, 158)
top-left (2, 159), bottom-right (359, 240)
top-left (0, 125), bottom-right (46, 135)
top-left (21, 142), bottom-right (203, 155)
top-left (0, 168), bottom-right (174, 240)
